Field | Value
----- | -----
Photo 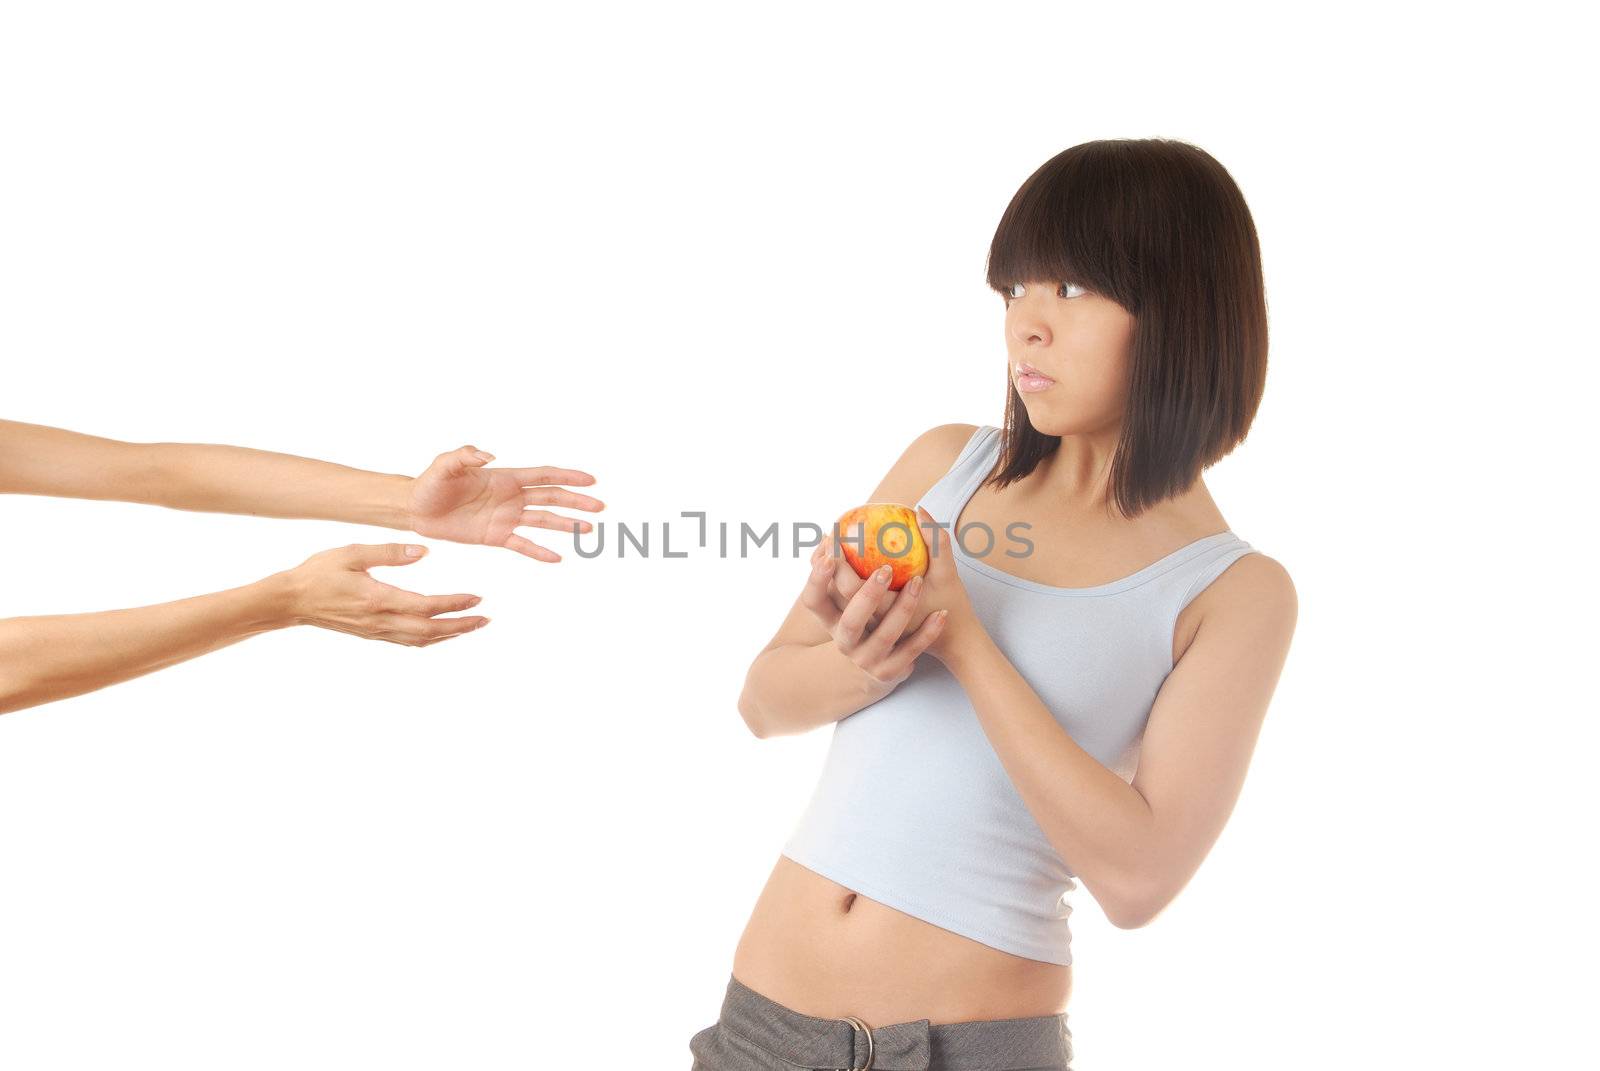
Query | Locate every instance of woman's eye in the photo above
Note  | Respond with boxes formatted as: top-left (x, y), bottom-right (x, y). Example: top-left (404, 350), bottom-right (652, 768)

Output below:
top-left (1002, 281), bottom-right (1086, 303)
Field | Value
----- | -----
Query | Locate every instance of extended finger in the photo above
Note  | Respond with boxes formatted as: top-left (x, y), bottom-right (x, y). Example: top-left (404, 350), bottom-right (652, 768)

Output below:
top-left (504, 533), bottom-right (561, 562)
top-left (819, 536), bottom-right (865, 603)
top-left (917, 505), bottom-right (954, 564)
top-left (371, 584), bottom-right (483, 618)
top-left (342, 542), bottom-right (429, 569)
top-left (800, 548), bottom-right (844, 630)
top-left (522, 488), bottom-right (605, 512)
top-left (876, 605), bottom-right (947, 680)
top-left (856, 574), bottom-right (924, 663)
top-left (835, 564), bottom-right (895, 648)
top-left (429, 444), bottom-right (495, 479)
top-left (378, 611), bottom-right (490, 645)
top-left (516, 509), bottom-right (595, 535)
top-left (414, 613), bottom-right (490, 641)
top-left (829, 556), bottom-right (864, 600)
top-left (817, 536), bottom-right (871, 616)
top-left (502, 466), bottom-right (597, 488)
top-left (824, 555), bottom-right (898, 624)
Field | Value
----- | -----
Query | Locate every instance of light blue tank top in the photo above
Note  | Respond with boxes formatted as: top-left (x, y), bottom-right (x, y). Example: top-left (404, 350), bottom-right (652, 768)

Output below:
top-left (781, 424), bottom-right (1260, 966)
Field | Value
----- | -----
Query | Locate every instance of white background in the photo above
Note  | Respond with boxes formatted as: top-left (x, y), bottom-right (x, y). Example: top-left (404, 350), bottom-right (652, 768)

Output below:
top-left (2, 2), bottom-right (1593, 1068)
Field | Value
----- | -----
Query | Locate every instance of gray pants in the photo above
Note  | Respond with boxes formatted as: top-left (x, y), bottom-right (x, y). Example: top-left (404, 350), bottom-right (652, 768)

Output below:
top-left (689, 974), bottom-right (1074, 1070)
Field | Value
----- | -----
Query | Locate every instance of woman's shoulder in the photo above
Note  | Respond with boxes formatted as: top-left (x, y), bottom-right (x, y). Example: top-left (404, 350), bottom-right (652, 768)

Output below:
top-left (907, 422), bottom-right (988, 472)
top-left (863, 423), bottom-right (986, 507)
top-left (1190, 547), bottom-right (1298, 636)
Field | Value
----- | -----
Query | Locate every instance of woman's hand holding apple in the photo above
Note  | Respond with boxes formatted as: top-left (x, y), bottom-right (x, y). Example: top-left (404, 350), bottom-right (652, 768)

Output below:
top-left (801, 503), bottom-right (983, 690)
top-left (801, 533), bottom-right (947, 694)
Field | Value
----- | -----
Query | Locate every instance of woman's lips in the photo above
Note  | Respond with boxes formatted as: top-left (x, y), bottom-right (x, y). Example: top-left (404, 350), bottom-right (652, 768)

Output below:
top-left (1015, 363), bottom-right (1056, 393)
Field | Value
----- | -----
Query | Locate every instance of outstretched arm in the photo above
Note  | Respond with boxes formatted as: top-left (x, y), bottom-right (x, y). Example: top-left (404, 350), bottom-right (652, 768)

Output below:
top-left (0, 542), bottom-right (486, 716)
top-left (0, 417), bottom-right (413, 527)
top-left (0, 572), bottom-right (298, 715)
top-left (0, 418), bottom-right (604, 561)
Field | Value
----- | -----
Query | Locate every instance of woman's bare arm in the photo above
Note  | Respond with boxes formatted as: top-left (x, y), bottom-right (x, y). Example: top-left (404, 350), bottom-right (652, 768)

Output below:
top-left (0, 573), bottom-right (297, 715)
top-left (736, 423), bottom-right (975, 738)
top-left (0, 418), bottom-right (604, 560)
top-left (738, 638), bottom-right (894, 738)
top-left (0, 418), bottom-right (412, 528)
top-left (0, 543), bottom-right (487, 716)
top-left (935, 553), bottom-right (1297, 928)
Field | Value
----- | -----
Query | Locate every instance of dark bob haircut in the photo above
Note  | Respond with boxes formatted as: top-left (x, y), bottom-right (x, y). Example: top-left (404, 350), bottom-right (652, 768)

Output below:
top-left (984, 138), bottom-right (1268, 520)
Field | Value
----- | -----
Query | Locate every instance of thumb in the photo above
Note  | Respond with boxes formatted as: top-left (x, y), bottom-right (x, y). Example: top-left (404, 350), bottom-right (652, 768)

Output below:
top-left (917, 506), bottom-right (950, 556)
top-left (345, 542), bottom-right (428, 569)
top-left (422, 444), bottom-right (495, 482)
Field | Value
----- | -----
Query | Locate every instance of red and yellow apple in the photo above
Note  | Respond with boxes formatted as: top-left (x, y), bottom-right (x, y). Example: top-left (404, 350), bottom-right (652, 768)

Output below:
top-left (832, 502), bottom-right (929, 591)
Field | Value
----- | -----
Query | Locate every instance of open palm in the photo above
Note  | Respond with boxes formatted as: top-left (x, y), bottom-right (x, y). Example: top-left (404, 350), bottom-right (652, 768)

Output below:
top-left (406, 444), bottom-right (604, 562)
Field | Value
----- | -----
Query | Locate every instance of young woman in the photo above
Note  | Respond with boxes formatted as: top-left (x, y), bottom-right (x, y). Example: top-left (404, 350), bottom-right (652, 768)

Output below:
top-left (688, 139), bottom-right (1298, 1071)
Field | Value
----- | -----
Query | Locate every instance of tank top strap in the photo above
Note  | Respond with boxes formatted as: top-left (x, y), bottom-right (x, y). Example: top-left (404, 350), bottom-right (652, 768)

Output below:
top-left (917, 424), bottom-right (1260, 616)
top-left (916, 424), bottom-right (1001, 519)
top-left (1168, 536), bottom-right (1261, 616)
top-left (952, 423), bottom-right (1001, 470)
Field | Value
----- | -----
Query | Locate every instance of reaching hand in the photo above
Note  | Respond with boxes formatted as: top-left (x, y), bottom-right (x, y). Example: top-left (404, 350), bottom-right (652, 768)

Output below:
top-left (406, 444), bottom-right (604, 562)
top-left (277, 543), bottom-right (488, 646)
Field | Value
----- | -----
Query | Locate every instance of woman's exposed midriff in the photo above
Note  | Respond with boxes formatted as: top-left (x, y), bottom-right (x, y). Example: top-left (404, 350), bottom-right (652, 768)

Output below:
top-left (730, 853), bottom-right (1072, 1027)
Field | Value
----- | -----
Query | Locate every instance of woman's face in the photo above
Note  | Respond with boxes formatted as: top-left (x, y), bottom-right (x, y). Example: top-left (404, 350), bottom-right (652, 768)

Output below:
top-left (1002, 278), bottom-right (1135, 437)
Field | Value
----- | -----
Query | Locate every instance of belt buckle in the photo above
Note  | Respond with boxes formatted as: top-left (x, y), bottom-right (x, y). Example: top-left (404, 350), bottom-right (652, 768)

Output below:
top-left (833, 1014), bottom-right (875, 1071)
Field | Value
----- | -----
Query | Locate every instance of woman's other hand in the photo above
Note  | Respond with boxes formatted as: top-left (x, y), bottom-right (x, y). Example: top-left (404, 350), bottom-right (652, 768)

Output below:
top-left (908, 505), bottom-right (981, 663)
top-left (276, 543), bottom-right (488, 646)
top-left (407, 445), bottom-right (605, 562)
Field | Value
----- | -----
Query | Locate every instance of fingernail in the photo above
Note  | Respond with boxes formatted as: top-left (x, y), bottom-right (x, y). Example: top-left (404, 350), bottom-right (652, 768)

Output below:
top-left (468, 596), bottom-right (482, 606)
top-left (909, 576), bottom-right (923, 593)
top-left (476, 617), bottom-right (491, 628)
top-left (876, 565), bottom-right (891, 582)
top-left (405, 545), bottom-right (425, 557)
top-left (474, 450), bottom-right (494, 462)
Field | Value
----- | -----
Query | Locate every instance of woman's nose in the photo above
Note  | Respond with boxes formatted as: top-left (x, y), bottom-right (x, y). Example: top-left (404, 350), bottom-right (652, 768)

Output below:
top-left (1011, 316), bottom-right (1049, 347)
